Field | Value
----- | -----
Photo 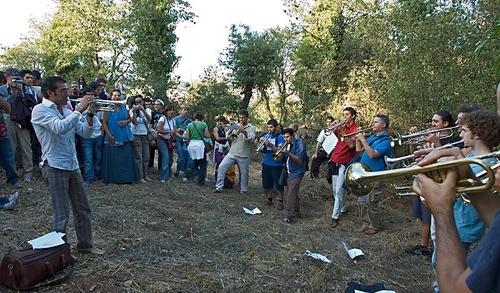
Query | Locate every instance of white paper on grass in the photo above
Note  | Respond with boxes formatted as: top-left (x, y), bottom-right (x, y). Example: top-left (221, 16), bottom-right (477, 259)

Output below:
top-left (354, 290), bottom-right (396, 293)
top-left (28, 231), bottom-right (66, 249)
top-left (342, 241), bottom-right (364, 259)
top-left (304, 250), bottom-right (332, 264)
top-left (242, 207), bottom-right (262, 215)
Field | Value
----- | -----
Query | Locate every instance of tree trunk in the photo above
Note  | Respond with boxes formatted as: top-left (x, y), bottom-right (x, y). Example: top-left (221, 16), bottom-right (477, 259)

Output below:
top-left (240, 82), bottom-right (254, 110)
top-left (260, 88), bottom-right (274, 119)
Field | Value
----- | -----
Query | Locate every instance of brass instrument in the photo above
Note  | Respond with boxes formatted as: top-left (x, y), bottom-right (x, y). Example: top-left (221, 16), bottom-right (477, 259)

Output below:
top-left (228, 124), bottom-right (244, 140)
top-left (385, 139), bottom-right (464, 169)
top-left (345, 150), bottom-right (499, 197)
top-left (69, 98), bottom-right (125, 113)
top-left (340, 127), bottom-right (372, 141)
top-left (324, 121), bottom-right (345, 136)
top-left (272, 142), bottom-right (289, 160)
top-left (256, 132), bottom-right (272, 154)
top-left (392, 126), bottom-right (460, 146)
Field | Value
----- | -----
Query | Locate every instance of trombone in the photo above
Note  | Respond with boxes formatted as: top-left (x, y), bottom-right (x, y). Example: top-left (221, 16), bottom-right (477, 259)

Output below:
top-left (392, 126), bottom-right (460, 146)
top-left (345, 150), bottom-right (499, 197)
top-left (385, 139), bottom-right (464, 169)
top-left (340, 127), bottom-right (372, 141)
top-left (272, 142), bottom-right (289, 160)
top-left (69, 98), bottom-right (125, 113)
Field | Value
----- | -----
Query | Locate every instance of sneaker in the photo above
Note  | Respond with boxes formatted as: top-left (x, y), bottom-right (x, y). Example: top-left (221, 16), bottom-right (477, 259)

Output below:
top-left (160, 180), bottom-right (166, 183)
top-left (77, 247), bottom-right (105, 255)
top-left (214, 189), bottom-right (222, 193)
top-left (182, 177), bottom-right (188, 183)
top-left (139, 179), bottom-right (147, 183)
top-left (331, 219), bottom-right (339, 228)
top-left (23, 173), bottom-right (32, 183)
top-left (3, 192), bottom-right (19, 209)
top-left (405, 244), bottom-right (430, 256)
top-left (283, 217), bottom-right (295, 224)
top-left (145, 177), bottom-right (153, 182)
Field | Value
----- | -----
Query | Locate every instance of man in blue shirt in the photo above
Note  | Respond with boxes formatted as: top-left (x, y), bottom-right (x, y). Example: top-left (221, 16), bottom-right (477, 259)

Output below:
top-left (355, 114), bottom-right (392, 235)
top-left (31, 76), bottom-right (103, 255)
top-left (282, 128), bottom-right (307, 223)
top-left (257, 119), bottom-right (285, 209)
top-left (413, 109), bottom-right (499, 293)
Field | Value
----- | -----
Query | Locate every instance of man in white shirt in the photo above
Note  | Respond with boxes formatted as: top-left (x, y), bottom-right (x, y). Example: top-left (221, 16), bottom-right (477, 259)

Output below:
top-left (31, 76), bottom-right (103, 255)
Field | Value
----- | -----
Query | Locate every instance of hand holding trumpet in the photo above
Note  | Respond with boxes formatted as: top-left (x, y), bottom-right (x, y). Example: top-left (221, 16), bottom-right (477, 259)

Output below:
top-left (74, 95), bottom-right (95, 114)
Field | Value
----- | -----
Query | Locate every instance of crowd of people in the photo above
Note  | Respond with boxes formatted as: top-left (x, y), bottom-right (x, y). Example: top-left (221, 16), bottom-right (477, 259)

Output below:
top-left (309, 103), bottom-right (499, 292)
top-left (0, 66), bottom-right (499, 292)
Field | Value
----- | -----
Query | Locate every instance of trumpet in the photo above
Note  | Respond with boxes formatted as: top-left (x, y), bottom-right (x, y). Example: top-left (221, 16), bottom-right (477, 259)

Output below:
top-left (324, 121), bottom-right (345, 136)
top-left (228, 124), bottom-right (244, 140)
top-left (272, 142), bottom-right (289, 160)
top-left (69, 98), bottom-right (125, 113)
top-left (384, 139), bottom-right (464, 169)
top-left (345, 150), bottom-right (499, 197)
top-left (392, 126), bottom-right (460, 146)
top-left (256, 132), bottom-right (272, 153)
top-left (340, 127), bottom-right (372, 141)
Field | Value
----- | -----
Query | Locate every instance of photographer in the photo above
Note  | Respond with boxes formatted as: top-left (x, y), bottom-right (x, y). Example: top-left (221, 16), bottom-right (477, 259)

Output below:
top-left (0, 68), bottom-right (37, 182)
top-left (130, 95), bottom-right (152, 183)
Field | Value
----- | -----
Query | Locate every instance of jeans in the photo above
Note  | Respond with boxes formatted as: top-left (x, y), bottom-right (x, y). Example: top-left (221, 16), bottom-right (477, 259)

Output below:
top-left (175, 140), bottom-right (191, 173)
top-left (157, 139), bottom-right (174, 180)
top-left (81, 135), bottom-right (103, 182)
top-left (331, 163), bottom-right (347, 220)
top-left (215, 154), bottom-right (250, 192)
top-left (0, 137), bottom-right (18, 185)
top-left (188, 158), bottom-right (207, 185)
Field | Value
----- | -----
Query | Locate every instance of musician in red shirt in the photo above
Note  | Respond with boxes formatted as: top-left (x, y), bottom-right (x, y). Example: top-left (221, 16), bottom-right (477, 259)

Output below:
top-left (329, 107), bottom-right (358, 227)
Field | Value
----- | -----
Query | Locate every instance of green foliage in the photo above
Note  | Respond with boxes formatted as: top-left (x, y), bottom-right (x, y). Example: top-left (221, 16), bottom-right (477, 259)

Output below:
top-left (0, 0), bottom-right (193, 95)
top-left (220, 25), bottom-right (285, 110)
top-left (187, 73), bottom-right (240, 128)
top-left (37, 0), bottom-right (123, 82)
top-left (126, 0), bottom-right (194, 96)
top-left (288, 0), bottom-right (498, 131)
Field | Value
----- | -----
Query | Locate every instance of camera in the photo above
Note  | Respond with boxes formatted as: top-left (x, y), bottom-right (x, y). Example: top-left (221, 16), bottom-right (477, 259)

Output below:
top-left (11, 78), bottom-right (23, 89)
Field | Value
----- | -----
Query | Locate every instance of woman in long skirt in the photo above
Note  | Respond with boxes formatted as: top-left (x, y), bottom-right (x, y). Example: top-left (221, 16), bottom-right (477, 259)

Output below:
top-left (101, 89), bottom-right (138, 183)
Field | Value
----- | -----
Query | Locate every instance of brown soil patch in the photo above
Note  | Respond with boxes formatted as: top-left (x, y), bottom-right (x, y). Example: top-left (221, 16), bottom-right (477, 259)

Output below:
top-left (1, 161), bottom-right (431, 292)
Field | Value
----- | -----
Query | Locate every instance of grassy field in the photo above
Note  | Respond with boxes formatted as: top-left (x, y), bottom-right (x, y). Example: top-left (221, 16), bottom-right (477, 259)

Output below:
top-left (0, 161), bottom-right (432, 292)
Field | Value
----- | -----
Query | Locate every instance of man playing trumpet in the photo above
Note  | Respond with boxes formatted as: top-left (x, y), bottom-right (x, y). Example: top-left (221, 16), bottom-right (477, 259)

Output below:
top-left (354, 114), bottom-right (392, 235)
top-left (413, 109), bottom-right (500, 293)
top-left (255, 119), bottom-right (285, 208)
top-left (215, 109), bottom-right (256, 194)
top-left (328, 107), bottom-right (358, 227)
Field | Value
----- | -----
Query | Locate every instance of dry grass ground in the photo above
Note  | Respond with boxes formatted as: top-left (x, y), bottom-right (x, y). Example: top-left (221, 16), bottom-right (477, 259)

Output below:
top-left (1, 161), bottom-right (432, 292)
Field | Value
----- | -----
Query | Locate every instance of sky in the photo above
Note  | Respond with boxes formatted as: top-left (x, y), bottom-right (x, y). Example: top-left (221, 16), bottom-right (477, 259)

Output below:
top-left (0, 0), bottom-right (291, 82)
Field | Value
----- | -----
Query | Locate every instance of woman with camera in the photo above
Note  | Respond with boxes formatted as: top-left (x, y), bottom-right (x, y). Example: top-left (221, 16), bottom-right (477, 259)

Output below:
top-left (156, 105), bottom-right (177, 182)
top-left (130, 95), bottom-right (152, 183)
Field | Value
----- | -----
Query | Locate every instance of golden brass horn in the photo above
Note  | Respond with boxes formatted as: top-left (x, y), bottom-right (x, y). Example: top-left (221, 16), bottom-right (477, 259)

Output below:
top-left (345, 150), bottom-right (499, 197)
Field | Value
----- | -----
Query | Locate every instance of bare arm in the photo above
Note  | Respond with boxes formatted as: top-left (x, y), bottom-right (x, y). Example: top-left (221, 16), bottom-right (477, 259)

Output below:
top-left (413, 172), bottom-right (472, 293)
